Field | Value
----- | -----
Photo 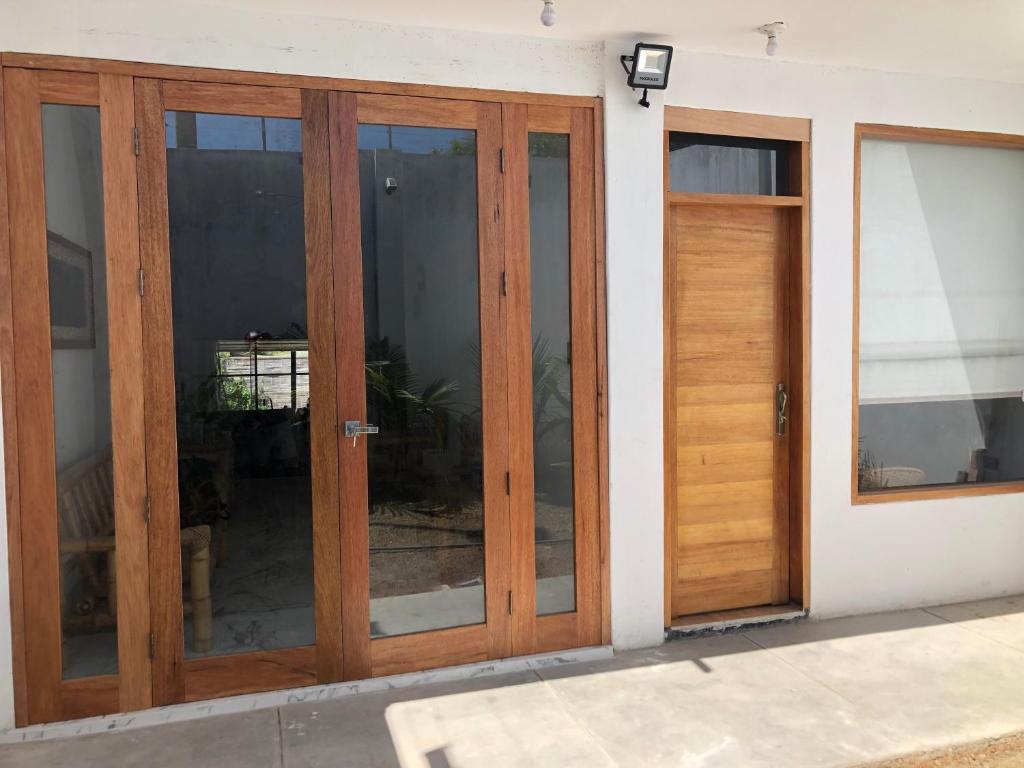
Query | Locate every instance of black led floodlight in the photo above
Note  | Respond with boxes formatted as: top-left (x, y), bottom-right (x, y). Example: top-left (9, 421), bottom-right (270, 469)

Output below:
top-left (621, 42), bottom-right (674, 108)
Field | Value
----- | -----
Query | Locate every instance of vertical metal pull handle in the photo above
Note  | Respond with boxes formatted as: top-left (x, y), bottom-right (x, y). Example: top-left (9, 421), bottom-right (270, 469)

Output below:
top-left (776, 383), bottom-right (788, 436)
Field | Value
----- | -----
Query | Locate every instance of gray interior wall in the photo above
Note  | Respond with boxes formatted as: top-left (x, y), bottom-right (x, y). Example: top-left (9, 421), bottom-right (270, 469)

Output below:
top-left (529, 157), bottom-right (572, 370)
top-left (360, 149), bottom-right (482, 418)
top-left (42, 105), bottom-right (111, 472)
top-left (166, 148), bottom-right (307, 397)
top-left (359, 149), bottom-right (572, 473)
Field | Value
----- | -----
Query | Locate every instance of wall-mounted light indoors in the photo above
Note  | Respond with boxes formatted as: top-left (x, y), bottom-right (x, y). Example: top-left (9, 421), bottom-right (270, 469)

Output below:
top-left (620, 42), bottom-right (673, 108)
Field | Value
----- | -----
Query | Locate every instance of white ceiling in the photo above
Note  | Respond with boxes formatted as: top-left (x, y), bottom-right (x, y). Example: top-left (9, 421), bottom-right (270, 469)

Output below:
top-left (210, 0), bottom-right (1024, 84)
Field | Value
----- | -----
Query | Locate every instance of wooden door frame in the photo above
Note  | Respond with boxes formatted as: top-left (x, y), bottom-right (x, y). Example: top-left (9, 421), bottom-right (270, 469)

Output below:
top-left (330, 92), bottom-right (513, 678)
top-left (135, 79), bottom-right (342, 705)
top-left (662, 106), bottom-right (811, 625)
top-left (1, 68), bottom-right (151, 722)
top-left (0, 53), bottom-right (610, 725)
top-left (502, 104), bottom-right (603, 655)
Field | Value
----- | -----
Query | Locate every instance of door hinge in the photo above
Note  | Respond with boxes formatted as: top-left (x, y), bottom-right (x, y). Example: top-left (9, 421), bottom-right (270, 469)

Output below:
top-left (508, 590), bottom-right (513, 615)
top-left (132, 126), bottom-right (140, 157)
top-left (148, 632), bottom-right (155, 659)
top-left (505, 470), bottom-right (511, 495)
top-left (143, 496), bottom-right (151, 524)
top-left (138, 267), bottom-right (145, 297)
top-left (501, 271), bottom-right (507, 297)
top-left (499, 147), bottom-right (505, 173)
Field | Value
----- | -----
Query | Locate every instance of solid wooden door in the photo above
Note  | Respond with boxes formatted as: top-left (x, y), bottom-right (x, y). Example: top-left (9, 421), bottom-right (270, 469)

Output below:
top-left (669, 203), bottom-right (790, 617)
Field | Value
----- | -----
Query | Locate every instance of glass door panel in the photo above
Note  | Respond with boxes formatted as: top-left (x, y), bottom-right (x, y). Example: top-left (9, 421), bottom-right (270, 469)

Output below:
top-left (41, 103), bottom-right (119, 678)
top-left (527, 132), bottom-right (576, 617)
top-left (357, 123), bottom-right (487, 637)
top-left (164, 109), bottom-right (316, 658)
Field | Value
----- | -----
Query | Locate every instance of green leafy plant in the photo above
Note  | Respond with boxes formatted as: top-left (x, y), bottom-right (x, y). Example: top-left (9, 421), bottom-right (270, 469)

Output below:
top-left (220, 376), bottom-right (261, 411)
top-left (532, 336), bottom-right (572, 443)
top-left (365, 337), bottom-right (463, 497)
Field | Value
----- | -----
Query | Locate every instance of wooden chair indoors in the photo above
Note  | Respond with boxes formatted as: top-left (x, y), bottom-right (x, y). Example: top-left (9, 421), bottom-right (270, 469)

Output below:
top-left (57, 446), bottom-right (213, 653)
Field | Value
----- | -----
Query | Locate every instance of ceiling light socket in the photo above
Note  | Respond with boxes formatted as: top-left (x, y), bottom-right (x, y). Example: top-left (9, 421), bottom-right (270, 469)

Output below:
top-left (758, 21), bottom-right (786, 56)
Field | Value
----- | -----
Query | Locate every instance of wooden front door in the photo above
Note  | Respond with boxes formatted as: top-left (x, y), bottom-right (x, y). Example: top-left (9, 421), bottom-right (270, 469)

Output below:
top-left (667, 203), bottom-right (790, 618)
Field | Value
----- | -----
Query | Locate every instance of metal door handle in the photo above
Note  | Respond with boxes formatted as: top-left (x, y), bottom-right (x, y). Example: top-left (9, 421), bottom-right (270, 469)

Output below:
top-left (344, 420), bottom-right (379, 446)
top-left (776, 383), bottom-right (788, 436)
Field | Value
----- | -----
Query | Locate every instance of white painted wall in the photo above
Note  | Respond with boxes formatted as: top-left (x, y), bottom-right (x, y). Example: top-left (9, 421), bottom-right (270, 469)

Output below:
top-left (659, 50), bottom-right (1024, 623)
top-left (602, 39), bottom-right (666, 650)
top-left (4, 0), bottom-right (1024, 729)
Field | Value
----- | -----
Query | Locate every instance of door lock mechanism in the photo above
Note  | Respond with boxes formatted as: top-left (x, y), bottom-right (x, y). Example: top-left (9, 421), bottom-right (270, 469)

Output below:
top-left (776, 383), bottom-right (788, 436)
top-left (344, 420), bottom-right (379, 446)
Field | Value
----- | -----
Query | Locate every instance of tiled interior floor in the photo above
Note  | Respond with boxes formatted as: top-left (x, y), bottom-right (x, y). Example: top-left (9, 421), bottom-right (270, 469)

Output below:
top-left (12, 595), bottom-right (1024, 768)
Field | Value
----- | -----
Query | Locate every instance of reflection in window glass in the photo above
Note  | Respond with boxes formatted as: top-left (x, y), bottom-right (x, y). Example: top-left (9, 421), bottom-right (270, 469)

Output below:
top-left (42, 104), bottom-right (117, 679)
top-left (529, 133), bottom-right (576, 616)
top-left (166, 111), bottom-right (315, 658)
top-left (165, 112), bottom-right (301, 151)
top-left (858, 138), bottom-right (1024, 491)
top-left (668, 132), bottom-right (789, 195)
top-left (358, 124), bottom-right (485, 638)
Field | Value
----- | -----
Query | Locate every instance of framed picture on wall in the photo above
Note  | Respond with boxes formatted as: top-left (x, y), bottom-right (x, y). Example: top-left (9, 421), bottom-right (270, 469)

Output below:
top-left (47, 230), bottom-right (95, 350)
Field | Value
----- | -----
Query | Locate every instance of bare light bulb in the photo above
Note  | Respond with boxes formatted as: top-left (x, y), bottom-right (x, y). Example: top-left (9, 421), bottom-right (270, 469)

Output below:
top-left (758, 21), bottom-right (786, 57)
top-left (540, 0), bottom-right (555, 27)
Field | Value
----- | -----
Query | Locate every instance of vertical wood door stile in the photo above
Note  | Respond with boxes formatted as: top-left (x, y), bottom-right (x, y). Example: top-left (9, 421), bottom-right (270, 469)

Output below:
top-left (135, 77), bottom-right (184, 706)
top-left (4, 67), bottom-right (62, 724)
top-left (329, 90), bottom-right (371, 681)
top-left (501, 101), bottom-right (536, 655)
top-left (99, 72), bottom-right (152, 712)
top-left (301, 88), bottom-right (344, 683)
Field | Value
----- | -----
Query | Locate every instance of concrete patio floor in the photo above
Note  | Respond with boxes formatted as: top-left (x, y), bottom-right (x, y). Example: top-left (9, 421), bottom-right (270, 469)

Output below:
top-left (4, 595), bottom-right (1024, 767)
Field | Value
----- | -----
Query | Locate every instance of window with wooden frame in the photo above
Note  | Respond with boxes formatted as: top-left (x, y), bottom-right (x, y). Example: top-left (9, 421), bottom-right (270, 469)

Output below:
top-left (854, 124), bottom-right (1024, 503)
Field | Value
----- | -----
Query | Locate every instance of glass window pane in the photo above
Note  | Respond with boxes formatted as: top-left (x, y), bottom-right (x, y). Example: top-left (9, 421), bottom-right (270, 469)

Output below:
top-left (167, 111), bottom-right (315, 657)
top-left (358, 124), bottom-right (485, 638)
top-left (42, 104), bottom-right (117, 679)
top-left (858, 138), bottom-right (1024, 490)
top-left (668, 132), bottom-right (790, 195)
top-left (529, 133), bottom-right (576, 616)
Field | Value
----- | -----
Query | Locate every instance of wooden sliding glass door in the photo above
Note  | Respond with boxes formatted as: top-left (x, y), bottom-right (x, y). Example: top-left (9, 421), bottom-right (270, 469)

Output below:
top-left (2, 61), bottom-right (605, 725)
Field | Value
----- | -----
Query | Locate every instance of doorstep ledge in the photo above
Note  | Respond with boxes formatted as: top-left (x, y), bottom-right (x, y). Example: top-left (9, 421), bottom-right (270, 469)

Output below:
top-left (2, 644), bottom-right (613, 743)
